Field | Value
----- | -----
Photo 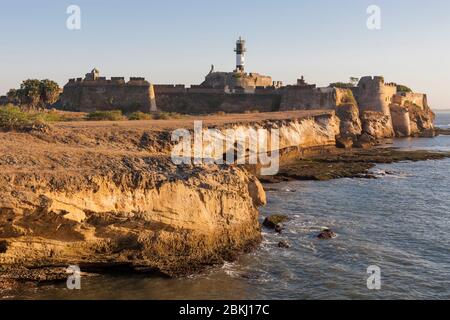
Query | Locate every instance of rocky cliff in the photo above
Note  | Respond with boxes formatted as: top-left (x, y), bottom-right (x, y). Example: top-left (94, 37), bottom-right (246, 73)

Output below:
top-left (0, 111), bottom-right (338, 281)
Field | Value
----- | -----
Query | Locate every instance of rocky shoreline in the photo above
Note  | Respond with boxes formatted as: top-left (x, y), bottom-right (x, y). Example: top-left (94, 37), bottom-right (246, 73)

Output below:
top-left (259, 147), bottom-right (450, 183)
top-left (0, 110), bottom-right (447, 295)
top-left (0, 111), bottom-right (331, 293)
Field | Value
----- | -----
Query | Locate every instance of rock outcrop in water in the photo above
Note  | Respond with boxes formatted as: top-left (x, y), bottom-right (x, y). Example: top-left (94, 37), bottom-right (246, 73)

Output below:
top-left (317, 229), bottom-right (337, 240)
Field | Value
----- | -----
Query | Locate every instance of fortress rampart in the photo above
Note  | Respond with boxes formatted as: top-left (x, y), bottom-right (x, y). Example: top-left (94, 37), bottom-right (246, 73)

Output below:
top-left (352, 76), bottom-right (397, 115)
top-left (154, 89), bottom-right (281, 114)
top-left (56, 69), bottom-right (434, 139)
top-left (280, 86), bottom-right (351, 110)
top-left (393, 92), bottom-right (428, 110)
top-left (59, 70), bottom-right (153, 112)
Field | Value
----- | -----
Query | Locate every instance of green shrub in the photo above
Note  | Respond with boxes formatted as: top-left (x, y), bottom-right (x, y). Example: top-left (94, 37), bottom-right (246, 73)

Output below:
top-left (396, 84), bottom-right (413, 93)
top-left (329, 82), bottom-right (354, 89)
top-left (34, 110), bottom-right (67, 122)
top-left (86, 110), bottom-right (125, 121)
top-left (341, 90), bottom-right (357, 106)
top-left (0, 104), bottom-right (49, 131)
top-left (152, 112), bottom-right (183, 120)
top-left (128, 111), bottom-right (153, 120)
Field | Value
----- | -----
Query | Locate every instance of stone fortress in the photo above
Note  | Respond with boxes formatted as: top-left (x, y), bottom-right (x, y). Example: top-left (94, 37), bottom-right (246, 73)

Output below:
top-left (59, 68), bottom-right (157, 112)
top-left (57, 38), bottom-right (434, 138)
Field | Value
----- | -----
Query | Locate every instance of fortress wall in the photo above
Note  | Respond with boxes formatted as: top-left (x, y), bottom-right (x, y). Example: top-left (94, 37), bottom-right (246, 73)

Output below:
top-left (155, 92), bottom-right (281, 114)
top-left (390, 105), bottom-right (411, 137)
top-left (279, 87), bottom-right (345, 111)
top-left (60, 82), bottom-right (152, 112)
top-left (393, 92), bottom-right (428, 110)
top-left (333, 88), bottom-right (354, 105)
top-left (247, 74), bottom-right (273, 87)
top-left (187, 87), bottom-right (227, 94)
top-left (202, 72), bottom-right (273, 89)
top-left (153, 85), bottom-right (186, 94)
top-left (353, 76), bottom-right (396, 115)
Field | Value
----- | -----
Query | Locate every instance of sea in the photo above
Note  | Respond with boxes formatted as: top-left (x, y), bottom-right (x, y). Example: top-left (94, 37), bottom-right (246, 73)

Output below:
top-left (4, 111), bottom-right (450, 300)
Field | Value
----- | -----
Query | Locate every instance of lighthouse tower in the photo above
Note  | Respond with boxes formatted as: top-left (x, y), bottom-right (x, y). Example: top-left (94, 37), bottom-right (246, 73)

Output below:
top-left (234, 37), bottom-right (246, 73)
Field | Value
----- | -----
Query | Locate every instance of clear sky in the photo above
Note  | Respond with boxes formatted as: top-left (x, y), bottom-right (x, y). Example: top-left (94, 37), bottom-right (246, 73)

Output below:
top-left (1, 0), bottom-right (449, 108)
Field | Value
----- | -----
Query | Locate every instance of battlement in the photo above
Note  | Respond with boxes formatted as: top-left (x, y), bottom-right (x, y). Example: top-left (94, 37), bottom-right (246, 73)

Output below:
top-left (129, 77), bottom-right (146, 81)
top-left (60, 69), bottom-right (153, 112)
top-left (65, 76), bottom-right (150, 87)
top-left (154, 83), bottom-right (280, 96)
top-left (154, 84), bottom-right (187, 94)
top-left (393, 92), bottom-right (428, 110)
top-left (358, 76), bottom-right (397, 88)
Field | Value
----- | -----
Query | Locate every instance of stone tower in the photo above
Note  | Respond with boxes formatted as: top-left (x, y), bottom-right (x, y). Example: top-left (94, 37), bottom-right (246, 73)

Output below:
top-left (85, 68), bottom-right (100, 81)
top-left (354, 76), bottom-right (396, 115)
top-left (234, 37), bottom-right (246, 73)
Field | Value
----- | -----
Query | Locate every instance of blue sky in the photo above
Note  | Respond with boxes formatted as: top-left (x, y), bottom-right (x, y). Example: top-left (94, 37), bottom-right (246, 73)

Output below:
top-left (1, 0), bottom-right (449, 108)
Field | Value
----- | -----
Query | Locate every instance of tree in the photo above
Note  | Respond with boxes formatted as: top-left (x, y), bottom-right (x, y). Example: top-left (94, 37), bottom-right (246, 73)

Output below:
top-left (17, 79), bottom-right (42, 109)
top-left (39, 79), bottom-right (60, 106)
top-left (7, 79), bottom-right (61, 109)
top-left (6, 89), bottom-right (18, 104)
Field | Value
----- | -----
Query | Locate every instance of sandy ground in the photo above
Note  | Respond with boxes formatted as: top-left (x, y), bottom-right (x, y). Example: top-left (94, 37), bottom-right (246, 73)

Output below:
top-left (54, 110), bottom-right (333, 131)
top-left (0, 110), bottom-right (333, 174)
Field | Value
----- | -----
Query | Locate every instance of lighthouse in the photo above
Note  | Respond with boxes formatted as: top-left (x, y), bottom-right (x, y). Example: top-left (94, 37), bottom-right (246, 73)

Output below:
top-left (234, 37), bottom-right (246, 72)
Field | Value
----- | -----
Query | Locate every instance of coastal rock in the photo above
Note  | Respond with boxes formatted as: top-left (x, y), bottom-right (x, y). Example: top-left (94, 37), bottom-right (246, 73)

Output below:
top-left (408, 104), bottom-right (435, 135)
top-left (275, 224), bottom-right (284, 233)
top-left (248, 177), bottom-right (267, 207)
top-left (335, 103), bottom-right (362, 138)
top-left (418, 128), bottom-right (436, 138)
top-left (263, 215), bottom-right (289, 229)
top-left (317, 229), bottom-right (337, 240)
top-left (360, 111), bottom-right (395, 139)
top-left (278, 241), bottom-right (291, 249)
top-left (0, 111), bottom-right (342, 281)
top-left (0, 128), bottom-right (269, 279)
top-left (436, 128), bottom-right (450, 136)
top-left (0, 163), bottom-right (263, 277)
top-left (336, 135), bottom-right (354, 149)
top-left (354, 133), bottom-right (374, 149)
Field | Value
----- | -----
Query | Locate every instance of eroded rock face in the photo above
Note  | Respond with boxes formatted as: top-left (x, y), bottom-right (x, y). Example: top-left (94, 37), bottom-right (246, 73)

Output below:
top-left (0, 120), bottom-right (273, 277)
top-left (360, 111), bottom-right (395, 139)
top-left (335, 103), bottom-right (362, 138)
top-left (408, 105), bottom-right (435, 135)
top-left (0, 159), bottom-right (264, 276)
top-left (205, 113), bottom-right (340, 156)
top-left (0, 111), bottom-right (339, 279)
